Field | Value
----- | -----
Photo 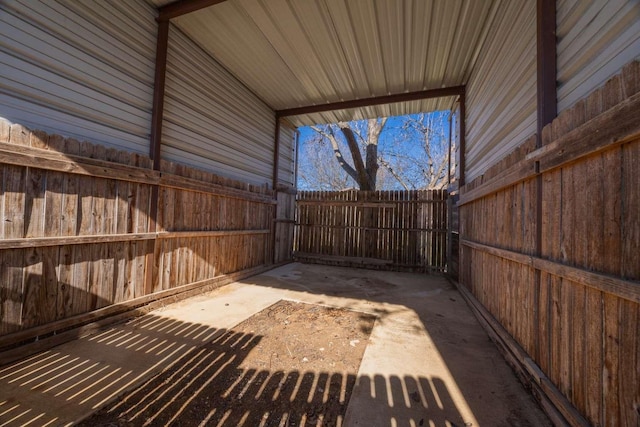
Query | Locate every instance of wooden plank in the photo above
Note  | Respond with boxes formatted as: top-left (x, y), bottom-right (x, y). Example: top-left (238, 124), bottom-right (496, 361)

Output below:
top-left (0, 141), bottom-right (158, 185)
top-left (538, 377), bottom-right (591, 427)
top-left (620, 60), bottom-right (640, 98)
top-left (537, 272), bottom-right (551, 374)
top-left (22, 158), bottom-right (50, 328)
top-left (296, 200), bottom-right (421, 207)
top-left (41, 136), bottom-right (65, 323)
top-left (618, 299), bottom-right (639, 425)
top-left (114, 152), bottom-right (132, 304)
top-left (458, 158), bottom-right (537, 206)
top-left (584, 287), bottom-right (603, 425)
top-left (603, 294), bottom-right (620, 426)
top-left (533, 257), bottom-right (640, 305)
top-left (455, 280), bottom-right (589, 426)
top-left (531, 91), bottom-right (640, 172)
top-left (461, 239), bottom-right (640, 304)
top-left (88, 154), bottom-right (108, 311)
top-left (54, 137), bottom-right (79, 320)
top-left (161, 238), bottom-right (172, 291)
top-left (0, 263), bottom-right (281, 357)
top-left (1, 162), bottom-right (26, 334)
top-left (559, 277), bottom-right (572, 400)
top-left (73, 142), bottom-right (95, 313)
top-left (0, 233), bottom-right (157, 249)
top-left (0, 140), bottom-right (277, 206)
top-left (293, 224), bottom-right (447, 233)
top-left (571, 282), bottom-right (586, 417)
top-left (159, 172), bottom-right (275, 204)
top-left (541, 169), bottom-right (561, 259)
top-left (622, 140), bottom-right (640, 281)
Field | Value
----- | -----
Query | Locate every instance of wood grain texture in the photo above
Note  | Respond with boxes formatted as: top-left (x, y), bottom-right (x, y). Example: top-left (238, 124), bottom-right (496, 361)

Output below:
top-left (294, 190), bottom-right (447, 272)
top-left (460, 62), bottom-right (640, 427)
top-left (0, 126), bottom-right (276, 342)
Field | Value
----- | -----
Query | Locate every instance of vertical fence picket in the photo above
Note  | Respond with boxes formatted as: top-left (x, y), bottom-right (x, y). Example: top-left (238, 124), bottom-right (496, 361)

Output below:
top-left (293, 190), bottom-right (447, 271)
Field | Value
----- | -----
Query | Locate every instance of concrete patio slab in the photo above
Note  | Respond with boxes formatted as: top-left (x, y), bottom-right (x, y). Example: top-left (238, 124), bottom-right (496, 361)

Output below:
top-left (0, 263), bottom-right (550, 426)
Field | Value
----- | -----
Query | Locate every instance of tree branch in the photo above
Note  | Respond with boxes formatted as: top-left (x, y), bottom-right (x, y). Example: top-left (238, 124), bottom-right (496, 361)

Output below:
top-left (310, 125), bottom-right (359, 183)
top-left (378, 155), bottom-right (410, 190)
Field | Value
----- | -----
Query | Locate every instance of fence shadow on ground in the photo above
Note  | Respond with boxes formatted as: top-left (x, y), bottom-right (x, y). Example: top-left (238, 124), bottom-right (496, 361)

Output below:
top-left (0, 311), bottom-right (465, 427)
top-left (78, 315), bottom-right (464, 427)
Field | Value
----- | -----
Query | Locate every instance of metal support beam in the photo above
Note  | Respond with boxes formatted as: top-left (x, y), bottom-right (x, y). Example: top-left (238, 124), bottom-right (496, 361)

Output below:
top-left (459, 91), bottom-right (466, 186)
top-left (276, 86), bottom-right (465, 118)
top-left (535, 0), bottom-right (557, 366)
top-left (150, 20), bottom-right (169, 170)
top-left (271, 117), bottom-right (281, 264)
top-left (158, 0), bottom-right (227, 21)
top-left (536, 0), bottom-right (557, 145)
top-left (145, 18), bottom-right (170, 295)
top-left (272, 118), bottom-right (281, 190)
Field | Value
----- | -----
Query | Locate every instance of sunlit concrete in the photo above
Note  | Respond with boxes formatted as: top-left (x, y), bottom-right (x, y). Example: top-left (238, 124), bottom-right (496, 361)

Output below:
top-left (0, 263), bottom-right (550, 426)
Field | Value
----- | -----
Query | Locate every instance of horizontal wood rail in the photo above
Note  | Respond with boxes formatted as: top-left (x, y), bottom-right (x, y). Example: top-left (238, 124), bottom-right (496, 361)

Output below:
top-left (530, 90), bottom-right (640, 172)
top-left (297, 224), bottom-right (447, 233)
top-left (0, 230), bottom-right (271, 250)
top-left (458, 158), bottom-right (536, 205)
top-left (0, 233), bottom-right (156, 250)
top-left (0, 141), bottom-right (158, 184)
top-left (159, 229), bottom-right (270, 239)
top-left (296, 200), bottom-right (445, 206)
top-left (459, 90), bottom-right (640, 206)
top-left (294, 253), bottom-right (393, 266)
top-left (159, 173), bottom-right (275, 204)
top-left (0, 141), bottom-right (275, 204)
top-left (273, 219), bottom-right (296, 224)
top-left (461, 239), bottom-right (640, 304)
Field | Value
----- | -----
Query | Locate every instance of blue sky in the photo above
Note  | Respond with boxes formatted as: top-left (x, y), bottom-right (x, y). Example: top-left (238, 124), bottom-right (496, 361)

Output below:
top-left (296, 111), bottom-right (452, 190)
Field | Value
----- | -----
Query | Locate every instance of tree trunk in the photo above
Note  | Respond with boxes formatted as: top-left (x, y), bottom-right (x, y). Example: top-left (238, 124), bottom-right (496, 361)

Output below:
top-left (339, 125), bottom-right (374, 190)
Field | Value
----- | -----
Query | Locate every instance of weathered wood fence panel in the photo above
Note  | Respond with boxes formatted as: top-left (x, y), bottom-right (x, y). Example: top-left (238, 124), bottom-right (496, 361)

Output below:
top-left (0, 122), bottom-right (278, 344)
top-left (458, 61), bottom-right (640, 426)
top-left (294, 190), bottom-right (447, 271)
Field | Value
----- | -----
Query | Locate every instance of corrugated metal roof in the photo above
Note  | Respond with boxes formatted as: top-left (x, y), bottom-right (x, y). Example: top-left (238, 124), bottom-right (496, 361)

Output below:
top-left (147, 0), bottom-right (496, 126)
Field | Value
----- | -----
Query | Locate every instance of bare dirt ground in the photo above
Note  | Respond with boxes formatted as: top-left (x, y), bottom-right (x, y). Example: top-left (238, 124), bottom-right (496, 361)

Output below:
top-left (81, 300), bottom-right (375, 427)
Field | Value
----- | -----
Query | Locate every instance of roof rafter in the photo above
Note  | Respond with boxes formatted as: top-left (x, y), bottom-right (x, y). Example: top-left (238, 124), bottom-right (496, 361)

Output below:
top-left (158, 0), bottom-right (227, 21)
top-left (276, 86), bottom-right (465, 118)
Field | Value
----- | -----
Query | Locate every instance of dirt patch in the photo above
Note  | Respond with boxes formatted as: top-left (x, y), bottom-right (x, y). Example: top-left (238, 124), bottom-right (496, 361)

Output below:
top-left (81, 300), bottom-right (375, 427)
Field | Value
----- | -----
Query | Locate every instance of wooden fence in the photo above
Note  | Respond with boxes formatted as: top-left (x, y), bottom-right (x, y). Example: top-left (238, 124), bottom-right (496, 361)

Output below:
top-left (0, 121), bottom-right (288, 351)
top-left (294, 190), bottom-right (447, 272)
top-left (458, 61), bottom-right (640, 426)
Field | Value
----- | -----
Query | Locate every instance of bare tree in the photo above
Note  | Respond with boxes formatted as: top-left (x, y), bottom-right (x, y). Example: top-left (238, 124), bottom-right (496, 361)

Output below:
top-left (378, 112), bottom-right (451, 190)
top-left (310, 118), bottom-right (386, 191)
top-left (297, 137), bottom-right (354, 190)
top-left (301, 113), bottom-right (450, 191)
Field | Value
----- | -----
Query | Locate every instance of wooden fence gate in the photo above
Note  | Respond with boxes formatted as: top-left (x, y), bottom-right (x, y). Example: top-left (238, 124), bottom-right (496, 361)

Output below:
top-left (294, 190), bottom-right (447, 272)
